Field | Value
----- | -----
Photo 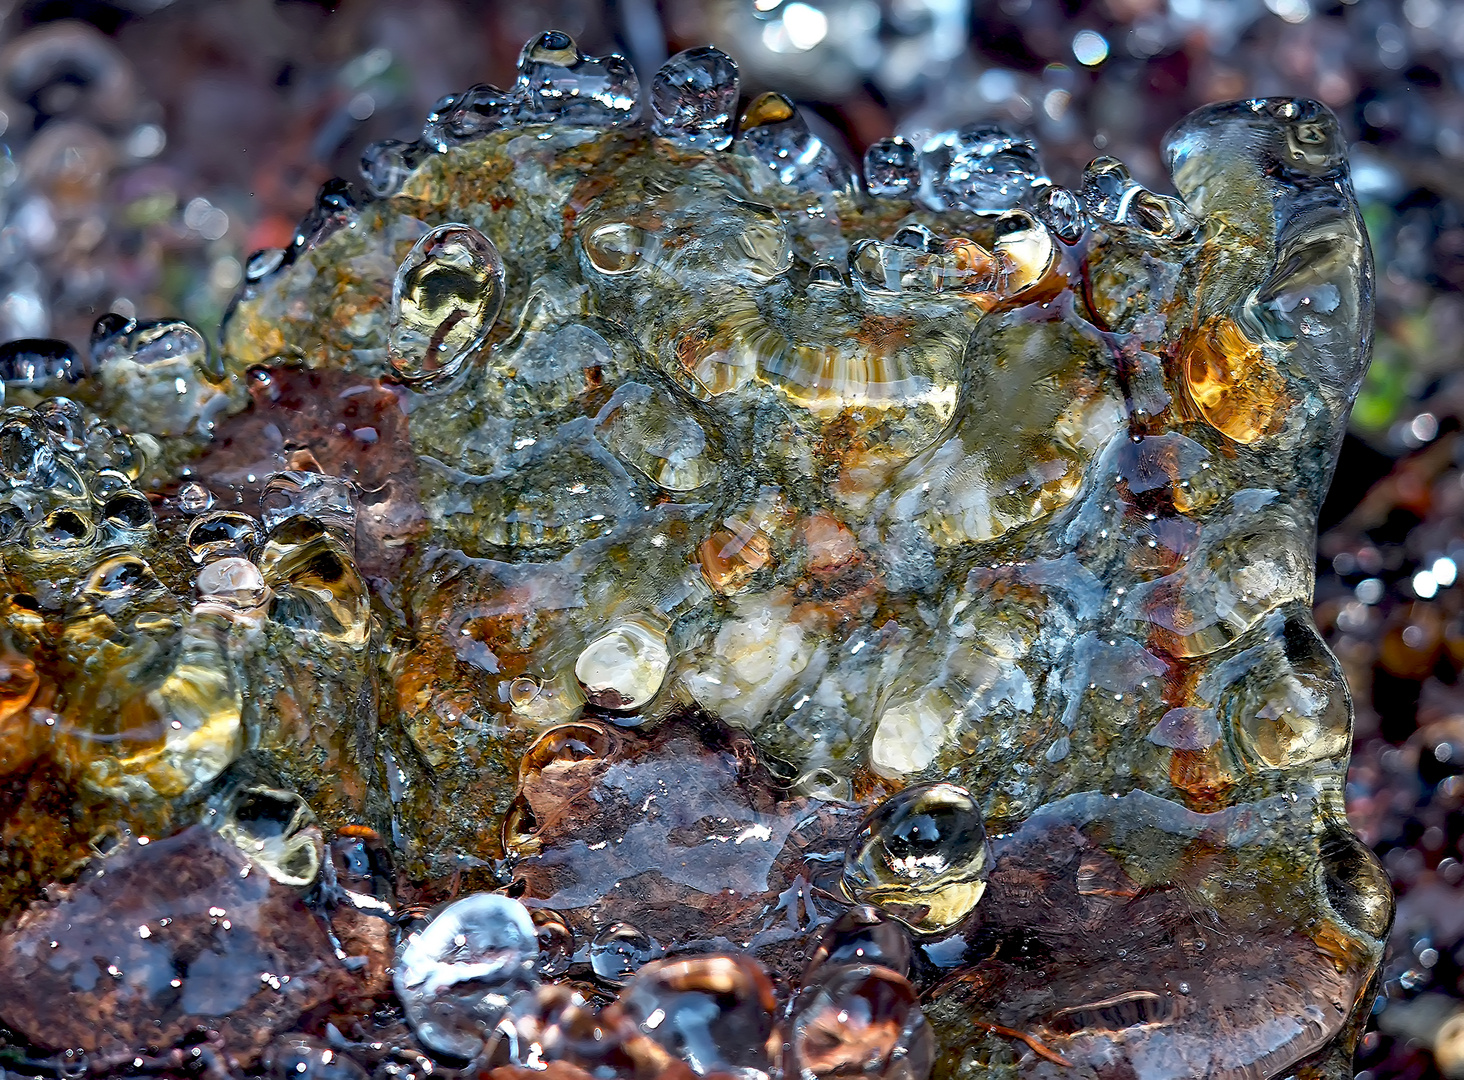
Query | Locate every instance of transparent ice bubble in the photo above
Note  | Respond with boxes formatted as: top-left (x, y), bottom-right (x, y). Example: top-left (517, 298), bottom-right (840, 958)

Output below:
top-left (515, 31), bottom-right (640, 128)
top-left (176, 481), bottom-right (215, 515)
top-left (1034, 185), bottom-right (1086, 244)
top-left (864, 137), bottom-right (920, 199)
top-left (574, 614), bottom-right (671, 712)
top-left (843, 782), bottom-right (992, 934)
top-left (388, 223), bottom-right (505, 386)
top-left (803, 904), bottom-right (912, 980)
top-left (650, 46), bottom-right (739, 151)
top-left (1080, 156), bottom-right (1195, 239)
top-left (0, 337), bottom-right (84, 387)
top-left (422, 83), bottom-right (518, 152)
top-left (918, 124), bottom-right (1047, 213)
top-left (360, 138), bottom-right (430, 199)
top-left (186, 511), bottom-right (261, 563)
top-left (589, 921), bottom-right (661, 985)
top-left (260, 470), bottom-right (357, 541)
top-left (737, 92), bottom-right (854, 193)
top-left (394, 892), bottom-right (540, 1062)
top-left (215, 786), bottom-right (324, 887)
top-left (789, 964), bottom-right (933, 1080)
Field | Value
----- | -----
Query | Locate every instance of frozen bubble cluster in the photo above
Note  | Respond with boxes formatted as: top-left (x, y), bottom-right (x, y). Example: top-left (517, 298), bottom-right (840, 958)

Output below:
top-left (0, 29), bottom-right (1391, 1080)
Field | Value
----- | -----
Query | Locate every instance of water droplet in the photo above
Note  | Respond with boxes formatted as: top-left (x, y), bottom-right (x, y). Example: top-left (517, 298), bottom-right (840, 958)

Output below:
top-left (515, 31), bottom-right (640, 128)
top-left (918, 125), bottom-right (1047, 212)
top-left (0, 408), bottom-right (54, 482)
top-left (518, 721), bottom-right (617, 783)
top-left (215, 786), bottom-right (323, 887)
top-left (422, 83), bottom-right (517, 151)
top-left (992, 210), bottom-right (1057, 294)
top-left (843, 782), bottom-right (992, 933)
top-left (100, 489), bottom-right (154, 532)
top-left (1035, 186), bottom-right (1086, 244)
top-left (583, 221), bottom-right (651, 275)
top-left (1081, 157), bottom-right (1195, 238)
top-left (0, 338), bottom-right (85, 387)
top-left (196, 557), bottom-right (269, 610)
top-left (789, 965), bottom-right (933, 1080)
top-left (864, 137), bottom-right (919, 198)
top-left (186, 511), bottom-right (262, 564)
top-left (245, 248), bottom-right (286, 283)
top-left (257, 520), bottom-right (369, 644)
top-left (574, 615), bottom-right (671, 713)
top-left (650, 47), bottom-right (739, 150)
top-left (260, 471), bottom-right (357, 541)
top-left (394, 893), bottom-right (539, 1061)
top-left (610, 956), bottom-right (780, 1077)
top-left (81, 553), bottom-right (162, 607)
top-left (34, 397), bottom-right (85, 452)
top-left (389, 223), bottom-right (505, 385)
top-left (803, 904), bottom-right (913, 980)
top-left (531, 910), bottom-right (574, 978)
top-left (176, 481), bottom-right (215, 515)
top-left (359, 138), bottom-right (429, 199)
top-left (590, 921), bottom-right (660, 985)
top-left (28, 506), bottom-right (95, 551)
top-left (737, 92), bottom-right (853, 193)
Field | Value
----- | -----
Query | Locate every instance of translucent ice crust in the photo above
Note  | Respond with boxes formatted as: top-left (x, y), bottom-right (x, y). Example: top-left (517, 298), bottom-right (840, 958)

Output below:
top-left (0, 34), bottom-right (1387, 1080)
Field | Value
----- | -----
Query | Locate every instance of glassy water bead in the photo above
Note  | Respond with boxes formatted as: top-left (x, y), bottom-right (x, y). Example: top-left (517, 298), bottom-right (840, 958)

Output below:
top-left (803, 905), bottom-right (912, 981)
top-left (517, 721), bottom-right (616, 783)
top-left (394, 893), bottom-right (540, 1061)
top-left (515, 31), bottom-right (641, 128)
top-left (737, 92), bottom-right (853, 193)
top-left (101, 490), bottom-right (153, 531)
top-left (245, 247), bottom-right (286, 283)
top-left (589, 922), bottom-right (660, 986)
top-left (574, 616), bottom-right (671, 712)
top-left (531, 910), bottom-right (574, 978)
top-left (843, 782), bottom-right (991, 934)
top-left (583, 221), bottom-right (651, 276)
top-left (789, 965), bottom-right (933, 1080)
top-left (176, 481), bottom-right (215, 515)
top-left (196, 557), bottom-right (268, 610)
top-left (388, 223), bottom-right (505, 386)
top-left (650, 46), bottom-right (739, 151)
top-left (260, 471), bottom-right (356, 539)
top-left (863, 137), bottom-right (919, 198)
top-left (34, 397), bottom-right (85, 452)
top-left (918, 125), bottom-right (1046, 213)
top-left (1035, 186), bottom-right (1086, 244)
top-left (216, 786), bottom-right (323, 887)
top-left (359, 138), bottom-right (429, 199)
top-left (186, 511), bottom-right (262, 563)
top-left (422, 83), bottom-right (516, 151)
top-left (0, 410), bottom-right (53, 481)
top-left (992, 210), bottom-right (1056, 294)
top-left (611, 956), bottom-right (780, 1078)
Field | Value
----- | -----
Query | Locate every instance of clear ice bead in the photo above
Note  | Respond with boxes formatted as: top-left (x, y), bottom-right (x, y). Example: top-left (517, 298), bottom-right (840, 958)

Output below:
top-left (737, 93), bottom-right (854, 194)
top-left (394, 892), bottom-right (540, 1062)
top-left (422, 84), bottom-right (518, 152)
top-left (843, 782), bottom-right (992, 934)
top-left (1081, 156), bottom-right (1196, 239)
top-left (650, 46), bottom-right (739, 151)
top-left (389, 223), bottom-right (505, 385)
top-left (260, 470), bottom-right (357, 542)
top-left (515, 31), bottom-right (640, 128)
top-left (215, 786), bottom-right (324, 887)
top-left (918, 124), bottom-right (1047, 213)
top-left (176, 481), bottom-right (215, 515)
top-left (360, 138), bottom-right (430, 199)
top-left (803, 904), bottom-right (912, 980)
top-left (789, 965), bottom-right (933, 1080)
top-left (589, 921), bottom-right (661, 985)
top-left (1035, 185), bottom-right (1086, 244)
top-left (863, 137), bottom-right (919, 199)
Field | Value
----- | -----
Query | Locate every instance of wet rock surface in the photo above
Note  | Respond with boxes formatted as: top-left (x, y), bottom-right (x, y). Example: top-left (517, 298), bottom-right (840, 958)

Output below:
top-left (0, 28), bottom-right (1387, 1080)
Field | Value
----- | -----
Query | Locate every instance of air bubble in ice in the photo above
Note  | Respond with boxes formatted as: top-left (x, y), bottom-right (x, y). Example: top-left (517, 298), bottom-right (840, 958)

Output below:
top-left (650, 47), bottom-right (739, 151)
top-left (515, 31), bottom-right (640, 128)
top-left (389, 223), bottom-right (505, 386)
top-left (918, 124), bottom-right (1047, 213)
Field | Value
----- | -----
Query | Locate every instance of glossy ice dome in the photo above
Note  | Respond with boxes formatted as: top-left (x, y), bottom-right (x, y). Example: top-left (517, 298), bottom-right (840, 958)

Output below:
top-left (0, 32), bottom-right (1387, 1080)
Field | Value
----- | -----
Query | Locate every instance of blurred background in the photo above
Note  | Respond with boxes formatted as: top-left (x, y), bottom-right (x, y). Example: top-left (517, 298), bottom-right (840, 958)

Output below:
top-left (0, 0), bottom-right (1462, 1075)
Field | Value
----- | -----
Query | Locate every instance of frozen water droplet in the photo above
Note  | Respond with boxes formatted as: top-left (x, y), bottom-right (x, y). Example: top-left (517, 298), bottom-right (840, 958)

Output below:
top-left (806, 261), bottom-right (845, 290)
top-left (612, 956), bottom-right (780, 1077)
top-left (864, 137), bottom-right (919, 198)
top-left (650, 46), bottom-right (738, 151)
top-left (245, 247), bottom-right (286, 283)
top-left (590, 921), bottom-right (660, 985)
top-left (177, 481), bottom-right (215, 515)
top-left (360, 138), bottom-right (430, 199)
top-left (843, 782), bottom-right (991, 933)
top-left (583, 221), bottom-right (651, 275)
top-left (35, 397), bottom-right (84, 451)
top-left (100, 489), bottom-right (153, 533)
top-left (1081, 157), bottom-right (1195, 239)
top-left (196, 556), bottom-right (268, 610)
top-left (1035, 186), bottom-right (1086, 243)
top-left (515, 31), bottom-right (640, 128)
top-left (803, 904), bottom-right (912, 980)
top-left (0, 338), bottom-right (85, 387)
top-left (389, 223), bottom-right (505, 385)
top-left (0, 408), bottom-right (54, 482)
top-left (186, 511), bottom-right (261, 564)
top-left (394, 893), bottom-right (539, 1061)
top-left (215, 786), bottom-right (323, 887)
top-left (918, 124), bottom-right (1047, 213)
top-left (422, 83), bottom-right (518, 152)
top-left (737, 92), bottom-right (854, 193)
top-left (517, 721), bottom-right (617, 783)
top-left (92, 318), bottom-right (228, 438)
top-left (789, 965), bottom-right (933, 1080)
top-left (531, 910), bottom-right (574, 978)
top-left (81, 553), bottom-right (161, 606)
top-left (574, 615), bottom-right (671, 713)
top-left (258, 520), bottom-right (370, 645)
top-left (260, 471), bottom-right (357, 541)
top-left (992, 210), bottom-right (1056, 293)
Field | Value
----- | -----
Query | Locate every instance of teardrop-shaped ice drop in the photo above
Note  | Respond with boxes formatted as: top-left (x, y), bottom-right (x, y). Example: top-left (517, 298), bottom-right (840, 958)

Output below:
top-left (1035, 185), bottom-right (1086, 243)
top-left (388, 223), bottom-right (505, 385)
top-left (1081, 156), bottom-right (1196, 239)
top-left (737, 92), bottom-right (854, 194)
top-left (918, 124), bottom-right (1047, 212)
top-left (515, 30), bottom-right (640, 128)
top-left (863, 136), bottom-right (919, 198)
top-left (650, 46), bottom-right (738, 151)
